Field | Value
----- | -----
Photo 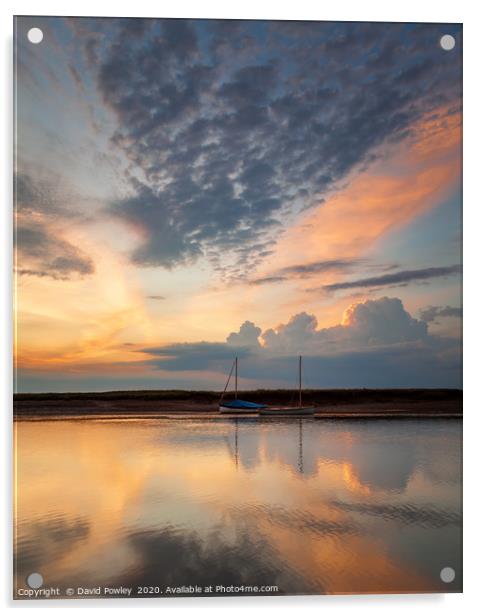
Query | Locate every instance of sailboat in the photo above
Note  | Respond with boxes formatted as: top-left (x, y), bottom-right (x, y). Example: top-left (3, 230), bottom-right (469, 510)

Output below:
top-left (259, 356), bottom-right (315, 416)
top-left (219, 357), bottom-right (267, 413)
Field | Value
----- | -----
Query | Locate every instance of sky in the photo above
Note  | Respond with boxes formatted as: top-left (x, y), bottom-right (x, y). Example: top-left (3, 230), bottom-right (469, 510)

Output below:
top-left (14, 17), bottom-right (462, 392)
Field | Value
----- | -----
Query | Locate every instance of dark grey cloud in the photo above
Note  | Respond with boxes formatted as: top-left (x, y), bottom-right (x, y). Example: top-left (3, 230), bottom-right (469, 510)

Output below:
top-left (15, 173), bottom-right (37, 206)
top-left (249, 259), bottom-right (360, 285)
top-left (420, 305), bottom-right (462, 323)
top-left (68, 63), bottom-right (83, 89)
top-left (279, 259), bottom-right (360, 277)
top-left (16, 224), bottom-right (94, 280)
top-left (143, 343), bottom-right (460, 389)
top-left (248, 276), bottom-right (286, 286)
top-left (85, 19), bottom-right (461, 277)
top-left (147, 294), bottom-right (166, 300)
top-left (14, 172), bottom-right (69, 219)
top-left (143, 341), bottom-right (253, 372)
top-left (321, 265), bottom-right (461, 292)
top-left (15, 170), bottom-right (96, 279)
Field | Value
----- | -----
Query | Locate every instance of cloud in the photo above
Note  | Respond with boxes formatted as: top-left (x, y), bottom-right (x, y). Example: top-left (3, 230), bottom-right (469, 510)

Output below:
top-left (265, 106), bottom-right (461, 292)
top-left (340, 297), bottom-right (428, 344)
top-left (278, 259), bottom-right (360, 277)
top-left (15, 224), bottom-right (94, 280)
top-left (141, 297), bottom-right (460, 387)
top-left (110, 182), bottom-right (203, 269)
top-left (420, 305), bottom-right (462, 323)
top-left (262, 312), bottom-right (319, 353)
top-left (86, 19), bottom-right (461, 277)
top-left (320, 265), bottom-right (461, 293)
top-left (68, 63), bottom-right (83, 89)
top-left (15, 171), bottom-right (95, 280)
top-left (226, 321), bottom-right (262, 348)
top-left (15, 173), bottom-right (38, 208)
top-left (15, 172), bottom-right (71, 219)
top-left (249, 259), bottom-right (359, 285)
top-left (262, 297), bottom-right (428, 352)
top-left (147, 295), bottom-right (166, 301)
top-left (143, 342), bottom-right (252, 372)
top-left (248, 276), bottom-right (286, 286)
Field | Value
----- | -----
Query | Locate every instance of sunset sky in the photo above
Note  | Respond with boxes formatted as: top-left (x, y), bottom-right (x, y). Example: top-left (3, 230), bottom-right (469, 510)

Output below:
top-left (14, 17), bottom-right (462, 392)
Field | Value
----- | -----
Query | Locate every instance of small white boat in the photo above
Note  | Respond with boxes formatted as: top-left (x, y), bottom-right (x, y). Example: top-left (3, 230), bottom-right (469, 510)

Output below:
top-left (219, 357), bottom-right (267, 414)
top-left (259, 356), bottom-right (315, 416)
top-left (259, 405), bottom-right (315, 416)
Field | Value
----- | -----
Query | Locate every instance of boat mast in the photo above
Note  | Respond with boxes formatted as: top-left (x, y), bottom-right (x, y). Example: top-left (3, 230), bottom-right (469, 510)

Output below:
top-left (299, 355), bottom-right (302, 407)
top-left (235, 356), bottom-right (238, 399)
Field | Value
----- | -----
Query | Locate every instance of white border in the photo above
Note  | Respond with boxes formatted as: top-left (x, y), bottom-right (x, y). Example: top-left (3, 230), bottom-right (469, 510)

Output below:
top-left (2, 1), bottom-right (480, 614)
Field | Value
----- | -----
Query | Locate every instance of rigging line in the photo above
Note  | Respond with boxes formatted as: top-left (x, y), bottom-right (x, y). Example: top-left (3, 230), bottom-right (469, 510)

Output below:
top-left (219, 358), bottom-right (236, 403)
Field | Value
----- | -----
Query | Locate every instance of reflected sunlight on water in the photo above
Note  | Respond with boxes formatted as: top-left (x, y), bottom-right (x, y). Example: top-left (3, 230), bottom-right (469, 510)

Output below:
top-left (14, 417), bottom-right (462, 597)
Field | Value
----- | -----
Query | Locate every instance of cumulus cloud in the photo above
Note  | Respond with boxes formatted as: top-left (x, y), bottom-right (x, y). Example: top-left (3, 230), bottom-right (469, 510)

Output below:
top-left (82, 19), bottom-right (461, 277)
top-left (340, 297), bottom-right (428, 344)
top-left (420, 305), bottom-right (462, 323)
top-left (142, 297), bottom-right (460, 387)
top-left (262, 312), bottom-right (319, 353)
top-left (226, 321), bottom-right (262, 348)
top-left (262, 297), bottom-right (428, 353)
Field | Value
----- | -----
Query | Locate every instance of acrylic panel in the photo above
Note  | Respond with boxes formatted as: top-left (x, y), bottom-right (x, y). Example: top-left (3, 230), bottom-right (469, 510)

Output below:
top-left (13, 16), bottom-right (462, 600)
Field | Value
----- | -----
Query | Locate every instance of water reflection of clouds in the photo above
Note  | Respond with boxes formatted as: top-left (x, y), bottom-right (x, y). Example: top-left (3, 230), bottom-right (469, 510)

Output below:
top-left (229, 502), bottom-right (360, 538)
top-left (15, 516), bottom-right (90, 579)
top-left (112, 525), bottom-right (318, 595)
top-left (316, 425), bottom-right (417, 492)
top-left (330, 501), bottom-right (461, 528)
top-left (14, 418), bottom-right (462, 595)
top-left (153, 419), bottom-right (461, 495)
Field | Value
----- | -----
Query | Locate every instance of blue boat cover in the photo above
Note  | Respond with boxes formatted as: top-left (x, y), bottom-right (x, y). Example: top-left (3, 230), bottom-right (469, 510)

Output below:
top-left (220, 399), bottom-right (267, 409)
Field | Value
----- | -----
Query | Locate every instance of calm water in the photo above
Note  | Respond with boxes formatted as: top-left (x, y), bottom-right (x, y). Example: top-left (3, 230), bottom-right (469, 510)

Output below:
top-left (14, 417), bottom-right (462, 597)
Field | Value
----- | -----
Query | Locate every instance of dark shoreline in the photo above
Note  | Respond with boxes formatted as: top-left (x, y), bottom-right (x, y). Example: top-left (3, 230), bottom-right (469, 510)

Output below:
top-left (13, 388), bottom-right (462, 418)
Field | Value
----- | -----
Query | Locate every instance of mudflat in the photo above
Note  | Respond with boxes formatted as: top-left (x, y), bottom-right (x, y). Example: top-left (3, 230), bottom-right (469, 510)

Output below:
top-left (13, 389), bottom-right (462, 418)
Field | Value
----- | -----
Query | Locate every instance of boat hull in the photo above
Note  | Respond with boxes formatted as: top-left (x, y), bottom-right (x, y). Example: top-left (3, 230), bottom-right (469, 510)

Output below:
top-left (219, 405), bottom-right (260, 414)
top-left (218, 398), bottom-right (267, 413)
top-left (259, 406), bottom-right (315, 416)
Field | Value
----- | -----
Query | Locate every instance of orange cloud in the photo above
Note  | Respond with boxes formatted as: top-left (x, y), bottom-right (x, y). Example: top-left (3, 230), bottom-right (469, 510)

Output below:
top-left (238, 106), bottom-right (460, 327)
top-left (261, 106), bottom-right (461, 281)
